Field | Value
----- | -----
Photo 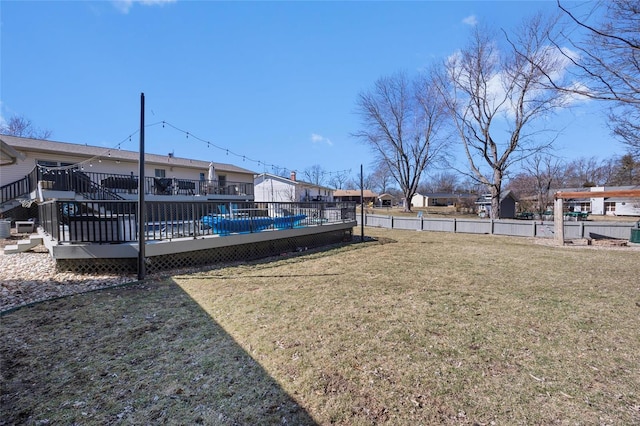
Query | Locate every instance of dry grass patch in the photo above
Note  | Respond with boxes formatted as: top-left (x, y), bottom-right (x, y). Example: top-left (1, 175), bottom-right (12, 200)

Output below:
top-left (2, 227), bottom-right (639, 425)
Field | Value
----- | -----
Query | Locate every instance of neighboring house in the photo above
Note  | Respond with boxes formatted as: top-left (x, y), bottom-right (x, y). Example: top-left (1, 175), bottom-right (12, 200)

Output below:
top-left (557, 185), bottom-right (640, 216)
top-left (0, 135), bottom-right (256, 205)
top-left (411, 192), bottom-right (477, 209)
top-left (333, 189), bottom-right (378, 205)
top-left (377, 193), bottom-right (394, 207)
top-left (475, 190), bottom-right (518, 218)
top-left (254, 172), bottom-right (334, 203)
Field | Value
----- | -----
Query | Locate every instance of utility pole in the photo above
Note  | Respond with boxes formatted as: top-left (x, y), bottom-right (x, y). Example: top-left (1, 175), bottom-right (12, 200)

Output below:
top-left (360, 164), bottom-right (364, 241)
top-left (137, 93), bottom-right (146, 280)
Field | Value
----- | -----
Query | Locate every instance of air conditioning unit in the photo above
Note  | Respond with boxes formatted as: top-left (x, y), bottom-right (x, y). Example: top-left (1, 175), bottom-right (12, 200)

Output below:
top-left (15, 221), bottom-right (35, 234)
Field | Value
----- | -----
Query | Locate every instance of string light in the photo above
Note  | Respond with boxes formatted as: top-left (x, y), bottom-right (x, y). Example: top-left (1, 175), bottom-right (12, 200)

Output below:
top-left (157, 120), bottom-right (349, 178)
top-left (35, 118), bottom-right (350, 181)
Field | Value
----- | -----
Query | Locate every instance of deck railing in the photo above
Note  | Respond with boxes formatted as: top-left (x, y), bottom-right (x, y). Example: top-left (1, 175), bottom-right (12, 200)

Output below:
top-left (34, 169), bottom-right (253, 198)
top-left (38, 200), bottom-right (356, 244)
top-left (0, 174), bottom-right (31, 205)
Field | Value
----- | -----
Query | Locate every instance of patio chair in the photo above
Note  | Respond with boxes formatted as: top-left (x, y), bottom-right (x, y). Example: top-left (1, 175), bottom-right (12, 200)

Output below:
top-left (154, 178), bottom-right (172, 195)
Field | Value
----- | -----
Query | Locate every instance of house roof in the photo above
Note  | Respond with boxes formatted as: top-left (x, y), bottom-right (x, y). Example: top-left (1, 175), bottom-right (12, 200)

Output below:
top-left (254, 173), bottom-right (334, 191)
top-left (418, 192), bottom-right (477, 199)
top-left (2, 134), bottom-right (256, 175)
top-left (0, 138), bottom-right (25, 165)
top-left (334, 189), bottom-right (378, 198)
top-left (552, 185), bottom-right (640, 197)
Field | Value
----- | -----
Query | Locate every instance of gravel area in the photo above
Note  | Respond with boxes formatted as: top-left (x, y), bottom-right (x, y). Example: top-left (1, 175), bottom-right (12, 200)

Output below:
top-left (0, 232), bottom-right (137, 313)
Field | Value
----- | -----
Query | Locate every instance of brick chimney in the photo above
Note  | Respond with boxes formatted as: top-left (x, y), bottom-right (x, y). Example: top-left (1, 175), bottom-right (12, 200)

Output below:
top-left (290, 171), bottom-right (296, 181)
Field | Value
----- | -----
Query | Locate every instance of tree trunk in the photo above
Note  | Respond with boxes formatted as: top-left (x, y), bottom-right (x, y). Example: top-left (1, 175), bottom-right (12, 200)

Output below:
top-left (490, 188), bottom-right (501, 219)
top-left (490, 169), bottom-right (503, 219)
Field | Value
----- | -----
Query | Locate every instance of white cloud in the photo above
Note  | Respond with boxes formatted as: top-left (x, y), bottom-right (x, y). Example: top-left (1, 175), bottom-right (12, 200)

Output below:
top-left (113, 0), bottom-right (176, 14)
top-left (311, 133), bottom-right (333, 146)
top-left (462, 15), bottom-right (478, 26)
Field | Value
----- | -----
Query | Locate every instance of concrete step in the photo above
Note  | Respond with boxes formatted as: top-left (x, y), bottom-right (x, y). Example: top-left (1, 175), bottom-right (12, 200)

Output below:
top-left (3, 236), bottom-right (44, 254)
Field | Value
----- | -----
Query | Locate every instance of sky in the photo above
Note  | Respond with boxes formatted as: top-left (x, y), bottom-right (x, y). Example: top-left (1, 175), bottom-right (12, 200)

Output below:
top-left (0, 0), bottom-right (626, 184)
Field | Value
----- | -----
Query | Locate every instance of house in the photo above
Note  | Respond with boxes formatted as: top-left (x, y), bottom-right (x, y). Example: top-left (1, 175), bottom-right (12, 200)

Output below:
top-left (0, 135), bottom-right (357, 276)
top-left (377, 193), bottom-right (394, 207)
top-left (253, 172), bottom-right (334, 203)
top-left (333, 189), bottom-right (378, 205)
top-left (557, 185), bottom-right (640, 216)
top-left (411, 192), bottom-right (477, 209)
top-left (475, 190), bottom-right (518, 218)
top-left (0, 135), bottom-right (257, 216)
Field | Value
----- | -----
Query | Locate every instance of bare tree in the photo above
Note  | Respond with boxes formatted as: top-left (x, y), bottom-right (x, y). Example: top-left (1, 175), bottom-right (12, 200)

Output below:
top-left (561, 156), bottom-right (607, 187)
top-left (303, 164), bottom-right (326, 186)
top-left (327, 170), bottom-right (349, 190)
top-left (533, 1), bottom-right (640, 156)
top-left (367, 161), bottom-right (395, 194)
top-left (354, 71), bottom-right (447, 212)
top-left (271, 166), bottom-right (290, 178)
top-left (425, 171), bottom-right (460, 193)
top-left (523, 154), bottom-right (564, 214)
top-left (0, 115), bottom-right (52, 139)
top-left (438, 17), bottom-right (568, 218)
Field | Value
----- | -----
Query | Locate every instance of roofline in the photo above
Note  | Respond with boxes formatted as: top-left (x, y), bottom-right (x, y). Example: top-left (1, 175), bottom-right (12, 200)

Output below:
top-left (2, 134), bottom-right (256, 174)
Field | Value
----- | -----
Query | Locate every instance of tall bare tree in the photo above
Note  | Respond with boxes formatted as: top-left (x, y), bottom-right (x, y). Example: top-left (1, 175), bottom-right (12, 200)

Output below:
top-left (0, 115), bottom-right (52, 139)
top-left (534, 1), bottom-right (640, 156)
top-left (354, 71), bottom-right (447, 212)
top-left (438, 17), bottom-right (568, 218)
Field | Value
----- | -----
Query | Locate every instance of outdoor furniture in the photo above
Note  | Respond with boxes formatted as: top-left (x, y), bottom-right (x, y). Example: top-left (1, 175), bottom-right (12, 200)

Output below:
top-left (154, 178), bottom-right (173, 195)
top-left (564, 211), bottom-right (589, 221)
top-left (176, 179), bottom-right (195, 195)
top-left (101, 176), bottom-right (138, 191)
top-left (516, 212), bottom-right (534, 220)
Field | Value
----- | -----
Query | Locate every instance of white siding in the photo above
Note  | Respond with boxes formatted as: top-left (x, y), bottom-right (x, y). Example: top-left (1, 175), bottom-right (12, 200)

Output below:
top-left (255, 178), bottom-right (297, 202)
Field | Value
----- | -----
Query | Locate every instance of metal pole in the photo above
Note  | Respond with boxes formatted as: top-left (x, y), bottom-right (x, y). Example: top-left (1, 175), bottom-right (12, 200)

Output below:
top-left (137, 93), bottom-right (146, 280)
top-left (360, 164), bottom-right (364, 241)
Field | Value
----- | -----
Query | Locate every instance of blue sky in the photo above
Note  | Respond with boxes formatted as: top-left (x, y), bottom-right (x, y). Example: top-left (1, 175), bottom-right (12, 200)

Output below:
top-left (0, 0), bottom-right (624, 184)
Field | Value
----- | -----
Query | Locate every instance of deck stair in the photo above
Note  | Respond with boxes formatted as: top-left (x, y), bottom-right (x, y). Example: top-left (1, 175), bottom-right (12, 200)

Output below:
top-left (3, 235), bottom-right (44, 254)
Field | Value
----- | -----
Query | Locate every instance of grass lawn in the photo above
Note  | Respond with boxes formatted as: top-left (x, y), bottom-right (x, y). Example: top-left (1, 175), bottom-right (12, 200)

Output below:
top-left (1, 227), bottom-right (639, 424)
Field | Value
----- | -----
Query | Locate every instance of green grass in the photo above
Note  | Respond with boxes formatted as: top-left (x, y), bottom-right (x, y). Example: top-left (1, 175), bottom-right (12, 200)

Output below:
top-left (2, 227), bottom-right (639, 424)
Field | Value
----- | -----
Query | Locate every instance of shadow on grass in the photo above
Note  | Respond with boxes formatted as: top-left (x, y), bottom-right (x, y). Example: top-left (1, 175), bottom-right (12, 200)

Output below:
top-left (0, 279), bottom-right (317, 425)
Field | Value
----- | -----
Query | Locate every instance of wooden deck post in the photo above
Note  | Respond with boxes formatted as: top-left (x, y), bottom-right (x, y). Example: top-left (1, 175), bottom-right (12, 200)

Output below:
top-left (554, 197), bottom-right (564, 245)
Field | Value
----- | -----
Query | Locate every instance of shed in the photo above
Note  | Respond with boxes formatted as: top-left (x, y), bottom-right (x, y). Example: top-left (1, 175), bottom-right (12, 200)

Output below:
top-left (475, 190), bottom-right (518, 218)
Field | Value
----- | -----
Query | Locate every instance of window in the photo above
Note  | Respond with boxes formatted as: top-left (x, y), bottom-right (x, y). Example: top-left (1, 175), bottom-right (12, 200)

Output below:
top-left (199, 172), bottom-right (205, 181)
top-left (579, 202), bottom-right (591, 212)
top-left (154, 169), bottom-right (166, 178)
top-left (218, 175), bottom-right (226, 187)
top-left (605, 202), bottom-right (616, 213)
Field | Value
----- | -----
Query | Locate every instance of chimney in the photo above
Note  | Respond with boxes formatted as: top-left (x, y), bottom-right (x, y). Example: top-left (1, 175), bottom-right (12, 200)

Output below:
top-left (290, 171), bottom-right (296, 181)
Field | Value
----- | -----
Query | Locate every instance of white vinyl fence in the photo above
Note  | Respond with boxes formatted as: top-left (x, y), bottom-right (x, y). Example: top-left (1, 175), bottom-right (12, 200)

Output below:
top-left (358, 214), bottom-right (636, 240)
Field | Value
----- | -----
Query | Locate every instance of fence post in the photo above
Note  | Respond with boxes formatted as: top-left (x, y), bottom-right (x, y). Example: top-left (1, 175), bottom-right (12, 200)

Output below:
top-left (490, 219), bottom-right (494, 235)
top-left (554, 198), bottom-right (564, 244)
top-left (453, 217), bottom-right (457, 233)
top-left (532, 221), bottom-right (537, 237)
